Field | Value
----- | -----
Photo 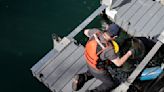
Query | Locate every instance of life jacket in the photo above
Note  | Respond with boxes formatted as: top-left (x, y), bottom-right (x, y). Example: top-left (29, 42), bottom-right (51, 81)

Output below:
top-left (84, 32), bottom-right (119, 70)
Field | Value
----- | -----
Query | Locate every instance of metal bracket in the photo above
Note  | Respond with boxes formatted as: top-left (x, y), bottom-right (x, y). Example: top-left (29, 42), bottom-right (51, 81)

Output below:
top-left (53, 37), bottom-right (72, 52)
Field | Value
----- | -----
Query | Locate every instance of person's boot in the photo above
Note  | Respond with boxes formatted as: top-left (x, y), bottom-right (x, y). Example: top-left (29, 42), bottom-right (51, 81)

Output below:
top-left (72, 74), bottom-right (86, 91)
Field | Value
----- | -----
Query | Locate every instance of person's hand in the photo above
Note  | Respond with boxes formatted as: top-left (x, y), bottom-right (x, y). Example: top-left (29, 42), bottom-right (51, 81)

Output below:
top-left (128, 48), bottom-right (136, 59)
top-left (127, 50), bottom-right (133, 56)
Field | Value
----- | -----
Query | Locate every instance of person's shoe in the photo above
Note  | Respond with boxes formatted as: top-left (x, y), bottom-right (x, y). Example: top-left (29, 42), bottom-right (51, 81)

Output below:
top-left (72, 74), bottom-right (86, 91)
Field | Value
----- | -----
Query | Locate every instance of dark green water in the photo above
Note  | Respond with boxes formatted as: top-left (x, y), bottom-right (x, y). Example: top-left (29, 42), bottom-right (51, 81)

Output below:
top-left (0, 0), bottom-right (100, 92)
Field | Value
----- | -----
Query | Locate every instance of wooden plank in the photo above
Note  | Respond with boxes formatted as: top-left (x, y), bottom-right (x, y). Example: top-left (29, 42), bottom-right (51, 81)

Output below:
top-left (44, 46), bottom-right (84, 87)
top-left (133, 3), bottom-right (161, 36)
top-left (31, 49), bottom-right (58, 75)
top-left (127, 25), bottom-right (136, 36)
top-left (62, 65), bottom-right (88, 92)
top-left (127, 0), bottom-right (155, 35)
top-left (61, 65), bottom-right (97, 92)
top-left (149, 16), bottom-right (164, 38)
top-left (121, 21), bottom-right (129, 32)
top-left (117, 0), bottom-right (137, 18)
top-left (139, 6), bottom-right (164, 37)
top-left (88, 80), bottom-right (102, 90)
top-left (50, 55), bottom-right (86, 92)
top-left (129, 0), bottom-right (154, 27)
top-left (122, 0), bottom-right (147, 21)
top-left (122, 0), bottom-right (154, 33)
top-left (121, 0), bottom-right (149, 31)
top-left (39, 42), bottom-right (78, 81)
top-left (115, 15), bottom-right (123, 27)
top-left (115, 0), bottom-right (137, 27)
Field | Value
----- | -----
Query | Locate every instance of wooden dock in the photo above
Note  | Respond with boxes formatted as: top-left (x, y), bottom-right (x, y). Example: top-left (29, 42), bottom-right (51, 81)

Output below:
top-left (31, 38), bottom-right (102, 92)
top-left (112, 0), bottom-right (164, 40)
top-left (31, 0), bottom-right (164, 92)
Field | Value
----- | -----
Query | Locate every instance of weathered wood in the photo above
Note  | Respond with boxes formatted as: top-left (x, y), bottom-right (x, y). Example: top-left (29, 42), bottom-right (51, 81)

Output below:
top-left (51, 56), bottom-right (86, 92)
top-left (115, 15), bottom-right (123, 27)
top-left (128, 1), bottom-right (155, 35)
top-left (141, 6), bottom-right (164, 37)
top-left (129, 0), bottom-right (154, 28)
top-left (149, 15), bottom-right (164, 38)
top-left (114, 0), bottom-right (137, 27)
top-left (39, 42), bottom-right (78, 81)
top-left (45, 46), bottom-right (84, 88)
top-left (61, 65), bottom-right (97, 92)
top-left (121, 0), bottom-right (149, 31)
top-left (31, 49), bottom-right (58, 76)
top-left (117, 0), bottom-right (137, 18)
top-left (54, 56), bottom-right (86, 92)
top-left (134, 3), bottom-right (161, 36)
top-left (61, 65), bottom-right (88, 92)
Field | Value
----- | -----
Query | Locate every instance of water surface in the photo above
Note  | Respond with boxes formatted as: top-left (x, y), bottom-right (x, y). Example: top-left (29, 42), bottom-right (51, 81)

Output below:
top-left (0, 0), bottom-right (100, 92)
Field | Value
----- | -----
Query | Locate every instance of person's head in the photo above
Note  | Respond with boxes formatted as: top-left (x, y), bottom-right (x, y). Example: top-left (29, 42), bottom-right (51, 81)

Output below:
top-left (103, 24), bottom-right (119, 41)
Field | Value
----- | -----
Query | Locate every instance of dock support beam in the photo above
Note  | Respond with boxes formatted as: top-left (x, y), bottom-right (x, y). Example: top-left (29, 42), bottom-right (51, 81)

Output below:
top-left (67, 4), bottom-right (107, 39)
top-left (113, 31), bottom-right (164, 92)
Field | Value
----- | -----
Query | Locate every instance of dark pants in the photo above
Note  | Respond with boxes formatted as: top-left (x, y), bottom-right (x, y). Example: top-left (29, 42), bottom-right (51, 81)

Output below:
top-left (84, 65), bottom-right (119, 92)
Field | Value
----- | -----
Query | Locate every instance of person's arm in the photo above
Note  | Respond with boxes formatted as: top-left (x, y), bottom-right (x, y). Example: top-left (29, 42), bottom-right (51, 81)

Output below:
top-left (111, 50), bottom-right (132, 67)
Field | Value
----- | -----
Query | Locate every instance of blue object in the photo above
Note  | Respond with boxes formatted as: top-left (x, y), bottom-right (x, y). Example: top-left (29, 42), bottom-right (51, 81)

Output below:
top-left (140, 66), bottom-right (163, 81)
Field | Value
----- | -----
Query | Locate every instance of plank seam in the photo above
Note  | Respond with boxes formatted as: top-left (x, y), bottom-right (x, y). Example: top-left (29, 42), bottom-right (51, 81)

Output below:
top-left (35, 53), bottom-right (58, 74)
top-left (132, 2), bottom-right (156, 35)
top-left (133, 2), bottom-right (155, 27)
top-left (147, 10), bottom-right (164, 37)
top-left (119, 0), bottom-right (137, 18)
top-left (138, 5), bottom-right (162, 36)
top-left (43, 46), bottom-right (80, 81)
top-left (36, 42), bottom-right (73, 75)
top-left (51, 53), bottom-right (84, 87)
top-left (128, 1), bottom-right (148, 22)
top-left (125, 0), bottom-right (147, 34)
top-left (127, 0), bottom-right (154, 35)
top-left (60, 64), bottom-right (86, 92)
